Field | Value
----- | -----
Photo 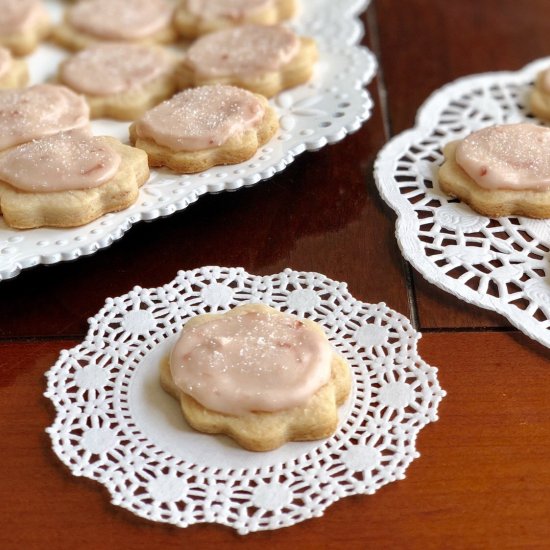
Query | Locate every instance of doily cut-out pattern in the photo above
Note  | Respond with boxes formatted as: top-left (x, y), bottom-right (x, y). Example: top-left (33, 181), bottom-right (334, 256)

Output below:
top-left (375, 57), bottom-right (550, 348)
top-left (45, 267), bottom-right (444, 534)
top-left (0, 0), bottom-right (376, 281)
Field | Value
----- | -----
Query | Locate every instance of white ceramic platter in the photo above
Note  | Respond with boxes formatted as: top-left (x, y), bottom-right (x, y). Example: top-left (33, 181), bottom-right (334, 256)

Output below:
top-left (0, 0), bottom-right (376, 280)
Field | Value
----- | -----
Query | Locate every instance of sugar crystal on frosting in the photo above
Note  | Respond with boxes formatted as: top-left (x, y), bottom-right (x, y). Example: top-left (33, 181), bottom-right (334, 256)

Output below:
top-left (0, 84), bottom-right (90, 150)
top-left (185, 24), bottom-right (300, 77)
top-left (456, 123), bottom-right (550, 190)
top-left (136, 84), bottom-right (264, 151)
top-left (61, 43), bottom-right (171, 96)
top-left (170, 309), bottom-right (333, 415)
top-left (0, 130), bottom-right (120, 192)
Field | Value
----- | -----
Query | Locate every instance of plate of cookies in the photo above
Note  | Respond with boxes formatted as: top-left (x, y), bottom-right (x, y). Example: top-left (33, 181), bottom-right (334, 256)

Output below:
top-left (375, 57), bottom-right (550, 348)
top-left (0, 0), bottom-right (376, 280)
top-left (45, 267), bottom-right (445, 533)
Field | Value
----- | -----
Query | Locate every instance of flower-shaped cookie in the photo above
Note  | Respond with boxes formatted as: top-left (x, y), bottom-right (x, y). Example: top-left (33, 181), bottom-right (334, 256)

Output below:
top-left (161, 303), bottom-right (351, 451)
top-left (438, 123), bottom-right (550, 218)
top-left (54, 0), bottom-right (177, 51)
top-left (0, 84), bottom-right (90, 151)
top-left (176, 24), bottom-right (317, 97)
top-left (58, 43), bottom-right (177, 120)
top-left (130, 84), bottom-right (279, 173)
top-left (0, 132), bottom-right (149, 228)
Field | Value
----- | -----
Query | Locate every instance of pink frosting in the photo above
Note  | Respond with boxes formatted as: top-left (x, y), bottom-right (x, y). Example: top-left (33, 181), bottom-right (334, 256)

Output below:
top-left (60, 43), bottom-right (171, 96)
top-left (0, 47), bottom-right (12, 79)
top-left (455, 123), bottom-right (550, 191)
top-left (68, 0), bottom-right (174, 40)
top-left (184, 24), bottom-right (300, 77)
top-left (170, 308), bottom-right (333, 415)
top-left (135, 85), bottom-right (265, 151)
top-left (0, 84), bottom-right (90, 150)
top-left (186, 0), bottom-right (271, 20)
top-left (0, 131), bottom-right (121, 192)
top-left (0, 0), bottom-right (46, 35)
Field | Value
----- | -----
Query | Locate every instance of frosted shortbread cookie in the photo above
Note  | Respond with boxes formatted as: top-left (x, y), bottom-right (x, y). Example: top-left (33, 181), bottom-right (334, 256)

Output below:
top-left (0, 84), bottom-right (90, 151)
top-left (58, 43), bottom-right (177, 120)
top-left (0, 0), bottom-right (50, 56)
top-left (129, 84), bottom-right (279, 173)
top-left (438, 123), bottom-right (550, 218)
top-left (161, 304), bottom-right (351, 452)
top-left (176, 24), bottom-right (317, 97)
top-left (0, 131), bottom-right (149, 229)
top-left (53, 0), bottom-right (177, 51)
top-left (0, 47), bottom-right (28, 89)
top-left (529, 67), bottom-right (550, 121)
top-left (175, 0), bottom-right (297, 39)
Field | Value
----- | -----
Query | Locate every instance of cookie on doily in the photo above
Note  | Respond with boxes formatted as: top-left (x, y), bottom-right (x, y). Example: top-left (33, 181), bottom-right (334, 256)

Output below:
top-left (0, 131), bottom-right (149, 229)
top-left (161, 303), bottom-right (352, 451)
top-left (0, 47), bottom-right (28, 89)
top-left (130, 84), bottom-right (279, 173)
top-left (53, 0), bottom-right (177, 51)
top-left (176, 24), bottom-right (317, 98)
top-left (175, 0), bottom-right (297, 39)
top-left (58, 43), bottom-right (177, 121)
top-left (438, 123), bottom-right (550, 218)
top-left (0, 0), bottom-right (50, 56)
top-left (0, 84), bottom-right (90, 152)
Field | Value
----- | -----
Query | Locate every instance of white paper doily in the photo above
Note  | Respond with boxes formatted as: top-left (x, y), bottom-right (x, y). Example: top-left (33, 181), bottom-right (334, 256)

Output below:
top-left (375, 57), bottom-right (550, 348)
top-left (0, 0), bottom-right (376, 281)
top-left (45, 267), bottom-right (445, 534)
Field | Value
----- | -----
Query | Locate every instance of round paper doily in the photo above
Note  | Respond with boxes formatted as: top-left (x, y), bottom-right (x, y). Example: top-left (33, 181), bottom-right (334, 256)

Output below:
top-left (45, 267), bottom-right (445, 534)
top-left (0, 0), bottom-right (376, 281)
top-left (375, 57), bottom-right (550, 348)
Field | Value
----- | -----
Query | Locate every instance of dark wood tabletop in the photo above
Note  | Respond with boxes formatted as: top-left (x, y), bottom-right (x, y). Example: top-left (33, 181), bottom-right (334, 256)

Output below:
top-left (2, 1), bottom-right (550, 548)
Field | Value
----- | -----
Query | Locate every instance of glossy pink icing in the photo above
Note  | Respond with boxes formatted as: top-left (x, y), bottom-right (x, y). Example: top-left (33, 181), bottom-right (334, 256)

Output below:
top-left (0, 47), bottom-right (12, 79)
top-left (186, 0), bottom-right (271, 20)
top-left (0, 84), bottom-right (90, 150)
top-left (170, 309), bottom-right (333, 415)
top-left (184, 24), bottom-right (300, 77)
top-left (68, 0), bottom-right (174, 40)
top-left (455, 123), bottom-right (550, 191)
top-left (60, 43), bottom-right (171, 96)
top-left (0, 131), bottom-right (121, 192)
top-left (135, 85), bottom-right (264, 151)
top-left (0, 0), bottom-right (46, 35)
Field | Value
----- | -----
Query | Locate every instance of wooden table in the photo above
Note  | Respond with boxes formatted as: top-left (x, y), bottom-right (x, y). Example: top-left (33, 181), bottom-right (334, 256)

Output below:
top-left (2, 1), bottom-right (550, 548)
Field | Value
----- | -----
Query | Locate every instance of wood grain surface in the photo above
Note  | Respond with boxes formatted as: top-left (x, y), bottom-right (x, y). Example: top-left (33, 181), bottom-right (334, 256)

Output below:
top-left (0, 83), bottom-right (409, 338)
top-left (2, 1), bottom-right (550, 548)
top-left (376, 0), bottom-right (550, 329)
top-left (2, 332), bottom-right (550, 549)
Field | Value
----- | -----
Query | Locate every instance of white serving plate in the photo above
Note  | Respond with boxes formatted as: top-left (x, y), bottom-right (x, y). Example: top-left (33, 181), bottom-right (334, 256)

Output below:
top-left (0, 0), bottom-right (376, 280)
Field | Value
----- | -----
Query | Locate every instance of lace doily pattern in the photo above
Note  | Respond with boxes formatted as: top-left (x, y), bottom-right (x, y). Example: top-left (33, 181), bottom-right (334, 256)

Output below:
top-left (0, 0), bottom-right (376, 281)
top-left (45, 267), bottom-right (444, 534)
top-left (375, 57), bottom-right (550, 347)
